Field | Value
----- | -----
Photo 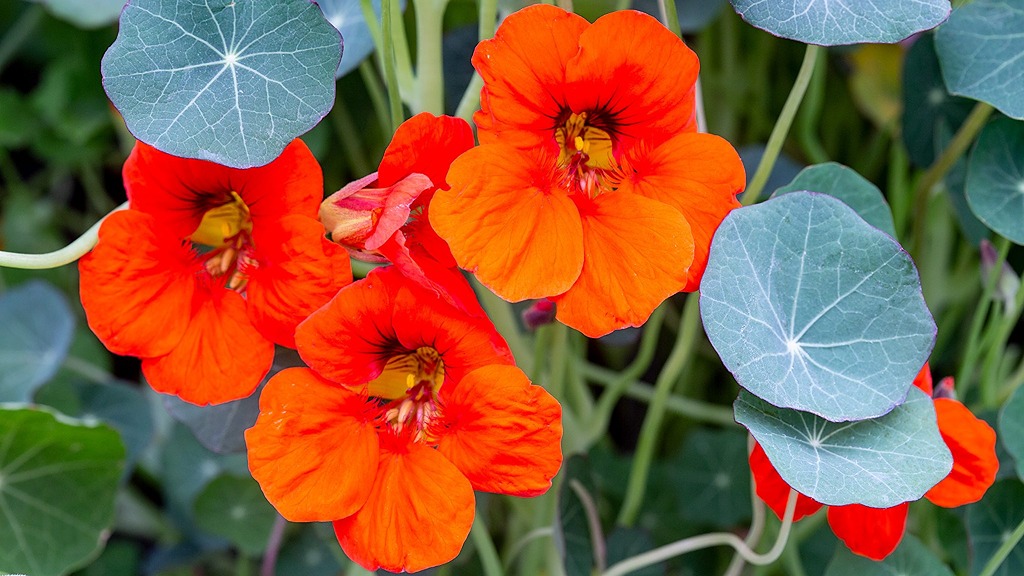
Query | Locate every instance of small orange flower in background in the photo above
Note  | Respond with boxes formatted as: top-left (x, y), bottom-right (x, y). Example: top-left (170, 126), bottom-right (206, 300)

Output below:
top-left (430, 5), bottom-right (745, 338)
top-left (246, 266), bottom-right (562, 572)
top-left (79, 140), bottom-right (351, 405)
top-left (749, 364), bottom-right (998, 560)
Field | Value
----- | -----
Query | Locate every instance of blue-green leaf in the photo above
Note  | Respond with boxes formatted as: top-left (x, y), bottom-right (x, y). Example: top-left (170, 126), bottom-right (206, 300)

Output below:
top-left (34, 0), bottom-right (125, 29)
top-left (734, 389), bottom-right (952, 507)
top-left (773, 162), bottom-right (897, 238)
top-left (824, 534), bottom-right (954, 576)
top-left (966, 117), bottom-right (1024, 244)
top-left (669, 428), bottom-right (751, 527)
top-left (0, 405), bottom-right (125, 576)
top-left (936, 0), bottom-right (1024, 120)
top-left (999, 386), bottom-right (1024, 480)
top-left (101, 0), bottom-right (342, 168)
top-left (967, 479), bottom-right (1024, 576)
top-left (0, 281), bottom-right (74, 402)
top-left (729, 0), bottom-right (950, 46)
top-left (319, 0), bottom-right (390, 79)
top-left (555, 455), bottom-right (598, 576)
top-left (700, 192), bottom-right (935, 422)
top-left (193, 474), bottom-right (277, 554)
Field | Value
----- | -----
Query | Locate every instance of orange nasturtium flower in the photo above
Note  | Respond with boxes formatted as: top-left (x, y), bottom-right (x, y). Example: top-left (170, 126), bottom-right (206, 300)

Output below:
top-left (749, 364), bottom-right (998, 560)
top-left (246, 266), bottom-right (562, 572)
top-left (79, 140), bottom-right (351, 405)
top-left (430, 5), bottom-right (745, 338)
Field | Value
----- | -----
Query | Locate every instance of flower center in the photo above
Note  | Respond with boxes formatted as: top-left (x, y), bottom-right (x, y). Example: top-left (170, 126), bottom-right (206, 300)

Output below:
top-left (189, 191), bottom-right (257, 291)
top-left (554, 112), bottom-right (618, 197)
top-left (370, 347), bottom-right (445, 442)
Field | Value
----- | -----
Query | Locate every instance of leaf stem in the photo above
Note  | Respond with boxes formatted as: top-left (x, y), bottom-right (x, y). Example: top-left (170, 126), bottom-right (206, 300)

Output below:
top-left (472, 511), bottom-right (505, 576)
top-left (956, 236), bottom-right (1010, 396)
top-left (742, 44), bottom-right (822, 206)
top-left (602, 490), bottom-right (798, 576)
top-left (658, 0), bottom-right (681, 37)
top-left (978, 515), bottom-right (1024, 576)
top-left (329, 96), bottom-right (373, 177)
top-left (724, 436), bottom-right (767, 576)
top-left (413, 0), bottom-right (449, 115)
top-left (0, 201), bottom-right (128, 269)
top-left (381, 0), bottom-right (405, 133)
top-left (259, 514), bottom-right (288, 576)
top-left (358, 61), bottom-right (394, 140)
top-left (617, 296), bottom-right (702, 527)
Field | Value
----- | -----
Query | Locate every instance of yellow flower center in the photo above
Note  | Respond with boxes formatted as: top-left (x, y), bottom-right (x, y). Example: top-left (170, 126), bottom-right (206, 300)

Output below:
top-left (189, 191), bottom-right (256, 291)
top-left (554, 112), bottom-right (618, 197)
top-left (370, 347), bottom-right (445, 442)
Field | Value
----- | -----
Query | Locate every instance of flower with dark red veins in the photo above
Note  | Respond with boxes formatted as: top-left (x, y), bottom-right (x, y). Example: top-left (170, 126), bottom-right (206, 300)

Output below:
top-left (79, 140), bottom-right (351, 405)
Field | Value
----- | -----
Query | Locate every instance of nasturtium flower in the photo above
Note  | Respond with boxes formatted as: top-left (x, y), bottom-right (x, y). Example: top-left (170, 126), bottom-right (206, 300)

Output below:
top-left (79, 140), bottom-right (351, 405)
top-left (246, 266), bottom-right (562, 572)
top-left (749, 364), bottom-right (998, 560)
top-left (430, 5), bottom-right (745, 338)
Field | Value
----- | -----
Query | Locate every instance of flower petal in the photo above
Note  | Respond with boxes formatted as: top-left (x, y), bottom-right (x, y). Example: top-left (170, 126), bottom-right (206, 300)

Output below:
top-left (748, 442), bottom-right (823, 522)
top-left (827, 502), bottom-right (908, 560)
top-left (552, 192), bottom-right (694, 338)
top-left (620, 133), bottom-right (744, 291)
top-left (245, 367), bottom-right (379, 522)
top-left (431, 144), bottom-right (585, 301)
top-left (142, 285), bottom-right (274, 405)
top-left (924, 398), bottom-right (998, 507)
top-left (912, 363), bottom-right (933, 395)
top-left (378, 113), bottom-right (475, 188)
top-left (333, 433), bottom-right (475, 573)
top-left (79, 210), bottom-right (197, 358)
top-left (437, 365), bottom-right (563, 496)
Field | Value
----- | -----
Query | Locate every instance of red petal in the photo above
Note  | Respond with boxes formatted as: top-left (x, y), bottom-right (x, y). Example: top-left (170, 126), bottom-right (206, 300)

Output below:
top-left (378, 113), bottom-right (474, 188)
top-left (912, 363), bottom-right (933, 395)
top-left (245, 368), bottom-right (379, 522)
top-left (437, 365), bottom-right (563, 496)
top-left (827, 503), bottom-right (908, 560)
top-left (333, 433), bottom-right (475, 573)
top-left (924, 398), bottom-right (998, 507)
top-left (748, 442), bottom-right (823, 522)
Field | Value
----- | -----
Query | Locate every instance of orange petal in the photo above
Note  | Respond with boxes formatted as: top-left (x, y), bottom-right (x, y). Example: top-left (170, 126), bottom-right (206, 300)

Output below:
top-left (78, 210), bottom-right (197, 358)
top-left (828, 503), bottom-right (908, 560)
top-left (552, 192), bottom-right (694, 338)
top-left (566, 10), bottom-right (699, 145)
top-left (334, 433), bottom-right (475, 573)
top-left (245, 367), bottom-right (379, 522)
top-left (620, 133), bottom-right (744, 292)
top-left (924, 398), bottom-right (998, 507)
top-left (378, 113), bottom-right (474, 189)
top-left (431, 144), bottom-right (585, 301)
top-left (247, 214), bottom-right (353, 348)
top-left (471, 4), bottom-right (589, 148)
top-left (912, 363), bottom-right (933, 395)
top-left (437, 365), bottom-right (563, 496)
top-left (748, 442), bottom-right (823, 522)
top-left (142, 285), bottom-right (274, 405)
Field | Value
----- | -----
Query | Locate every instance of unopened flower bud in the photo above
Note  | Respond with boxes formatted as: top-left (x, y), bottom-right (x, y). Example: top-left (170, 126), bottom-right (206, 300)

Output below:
top-left (980, 239), bottom-right (1021, 315)
top-left (522, 299), bottom-right (556, 330)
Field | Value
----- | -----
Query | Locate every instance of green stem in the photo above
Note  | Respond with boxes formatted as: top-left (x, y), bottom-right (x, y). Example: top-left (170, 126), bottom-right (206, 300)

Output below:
top-left (329, 97), bottom-right (373, 177)
top-left (358, 61), bottom-right (393, 138)
top-left (911, 101), bottom-right (994, 256)
top-left (504, 527), bottom-right (554, 570)
top-left (742, 44), bottom-right (822, 206)
top-left (658, 0), bottom-right (682, 37)
top-left (381, 0), bottom-right (405, 133)
top-left (455, 73), bottom-right (485, 124)
top-left (472, 511), bottom-right (505, 576)
top-left (977, 516), bottom-right (1024, 576)
top-left (603, 490), bottom-right (799, 576)
top-left (79, 164), bottom-right (116, 215)
top-left (980, 267), bottom-right (1024, 407)
top-left (617, 296), bottom-right (701, 527)
top-left (414, 0), bottom-right (449, 115)
top-left (795, 50), bottom-right (828, 165)
top-left (0, 4), bottom-right (43, 76)
top-left (0, 201), bottom-right (128, 269)
top-left (956, 236), bottom-right (1010, 396)
top-left (724, 436), bottom-right (766, 576)
top-left (531, 323), bottom-right (553, 383)
top-left (472, 279), bottom-right (532, 373)
top-left (478, 0), bottom-right (499, 39)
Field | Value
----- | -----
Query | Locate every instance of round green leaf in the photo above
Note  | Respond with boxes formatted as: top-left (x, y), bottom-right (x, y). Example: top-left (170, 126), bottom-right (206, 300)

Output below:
top-left (967, 479), bottom-right (1024, 576)
top-left (824, 534), bottom-right (954, 576)
top-left (936, 0), bottom-right (1024, 120)
top-left (669, 428), bottom-right (751, 527)
top-left (276, 525), bottom-right (346, 576)
top-left (0, 281), bottom-right (74, 403)
top-left (966, 117), bottom-right (1024, 244)
top-left (34, 0), bottom-right (125, 29)
top-left (101, 0), bottom-right (342, 168)
top-left (555, 455), bottom-right (597, 576)
top-left (734, 389), bottom-right (952, 507)
top-left (729, 0), bottom-right (950, 46)
top-left (700, 192), bottom-right (936, 422)
top-left (163, 386), bottom-right (260, 454)
top-left (193, 474), bottom-right (278, 554)
top-left (76, 380), bottom-right (155, 472)
top-left (773, 162), bottom-right (897, 238)
top-left (0, 405), bottom-right (126, 576)
top-left (605, 528), bottom-right (659, 576)
top-left (999, 386), bottom-right (1024, 480)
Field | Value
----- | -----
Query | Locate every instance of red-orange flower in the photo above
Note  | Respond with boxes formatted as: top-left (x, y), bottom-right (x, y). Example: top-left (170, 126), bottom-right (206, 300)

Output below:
top-left (430, 5), bottom-right (745, 338)
top-left (749, 364), bottom-right (998, 560)
top-left (79, 140), bottom-right (351, 405)
top-left (246, 267), bottom-right (562, 572)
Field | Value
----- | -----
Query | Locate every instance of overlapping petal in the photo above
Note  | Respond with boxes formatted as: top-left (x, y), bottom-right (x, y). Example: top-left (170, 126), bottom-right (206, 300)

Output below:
top-left (827, 503), bottom-right (909, 561)
top-left (924, 398), bottom-right (999, 507)
top-left (378, 112), bottom-right (474, 188)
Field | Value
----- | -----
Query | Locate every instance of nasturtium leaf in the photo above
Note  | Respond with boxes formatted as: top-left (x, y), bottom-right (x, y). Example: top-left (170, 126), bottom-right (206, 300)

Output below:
top-left (935, 0), bottom-right (1024, 120)
top-left (669, 428), bottom-right (751, 527)
top-left (942, 121), bottom-right (992, 246)
top-left (902, 34), bottom-right (976, 169)
top-left (0, 280), bottom-right (74, 403)
top-left (1000, 386), bottom-right (1024, 480)
top-left (966, 117), bottom-right (1024, 244)
top-left (633, 0), bottom-right (728, 33)
top-left (555, 455), bottom-right (598, 576)
top-left (163, 386), bottom-right (261, 454)
top-left (967, 479), bottom-right (1024, 576)
top-left (318, 0), bottom-right (389, 78)
top-left (823, 534), bottom-right (954, 576)
top-left (605, 528), bottom-right (659, 576)
top-left (76, 380), bottom-right (155, 473)
top-left (729, 0), bottom-right (949, 46)
top-left (33, 0), bottom-right (125, 29)
top-left (734, 389), bottom-right (952, 507)
top-left (774, 162), bottom-right (897, 238)
top-left (701, 192), bottom-right (936, 422)
top-left (193, 474), bottom-right (277, 554)
top-left (101, 0), bottom-right (342, 168)
top-left (276, 525), bottom-right (346, 576)
top-left (0, 405), bottom-right (125, 576)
